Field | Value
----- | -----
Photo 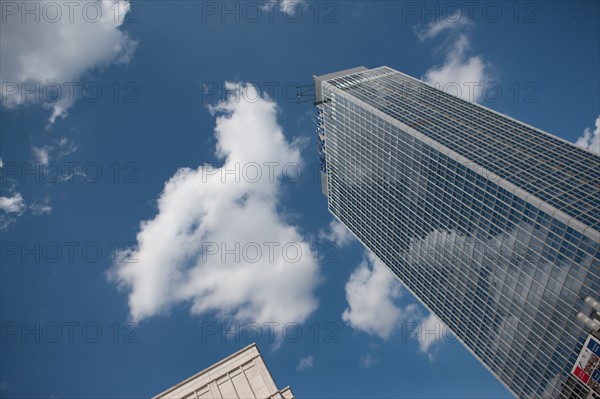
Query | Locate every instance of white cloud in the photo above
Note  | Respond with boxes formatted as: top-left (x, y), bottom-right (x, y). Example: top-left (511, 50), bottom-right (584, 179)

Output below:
top-left (109, 83), bottom-right (320, 332)
top-left (280, 0), bottom-right (306, 14)
top-left (30, 200), bottom-right (53, 215)
top-left (341, 252), bottom-right (454, 361)
top-left (0, 159), bottom-right (3, 168)
top-left (414, 313), bottom-right (451, 361)
top-left (342, 252), bottom-right (417, 340)
top-left (0, 193), bottom-right (53, 230)
top-left (56, 137), bottom-right (79, 157)
top-left (359, 353), bottom-right (378, 369)
top-left (0, 193), bottom-right (26, 215)
top-left (296, 355), bottom-right (314, 371)
top-left (0, 0), bottom-right (137, 123)
top-left (414, 12), bottom-right (471, 42)
top-left (32, 146), bottom-right (51, 164)
top-left (262, 0), bottom-right (306, 17)
top-left (423, 34), bottom-right (492, 103)
top-left (0, 215), bottom-right (16, 231)
top-left (575, 115), bottom-right (600, 155)
top-left (30, 137), bottom-right (78, 164)
top-left (319, 218), bottom-right (354, 247)
top-left (415, 12), bottom-right (493, 103)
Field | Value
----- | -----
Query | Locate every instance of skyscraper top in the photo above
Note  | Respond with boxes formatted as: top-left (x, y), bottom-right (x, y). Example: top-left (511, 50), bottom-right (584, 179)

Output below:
top-left (317, 66), bottom-right (600, 240)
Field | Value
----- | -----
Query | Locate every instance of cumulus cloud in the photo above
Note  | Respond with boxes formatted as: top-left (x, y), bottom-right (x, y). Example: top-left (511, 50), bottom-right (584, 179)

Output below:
top-left (423, 34), bottom-right (492, 103)
top-left (55, 136), bottom-right (79, 157)
top-left (0, 192), bottom-right (26, 230)
top-left (415, 12), bottom-right (493, 103)
top-left (575, 115), bottom-right (600, 155)
top-left (0, 0), bottom-right (137, 123)
top-left (414, 313), bottom-right (451, 361)
top-left (280, 0), bottom-right (306, 14)
top-left (30, 136), bottom-right (78, 165)
top-left (359, 353), bottom-right (378, 369)
top-left (32, 146), bottom-right (51, 164)
top-left (109, 83), bottom-right (320, 332)
top-left (296, 355), bottom-right (314, 371)
top-left (0, 192), bottom-right (53, 229)
top-left (0, 193), bottom-right (26, 215)
top-left (342, 252), bottom-right (418, 340)
top-left (262, 0), bottom-right (307, 16)
top-left (30, 199), bottom-right (53, 215)
top-left (341, 251), bottom-right (454, 361)
top-left (414, 12), bottom-right (471, 42)
top-left (0, 216), bottom-right (16, 231)
top-left (319, 218), bottom-right (354, 247)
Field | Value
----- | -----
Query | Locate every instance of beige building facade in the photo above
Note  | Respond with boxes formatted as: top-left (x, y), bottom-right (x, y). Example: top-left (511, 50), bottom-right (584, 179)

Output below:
top-left (152, 343), bottom-right (294, 399)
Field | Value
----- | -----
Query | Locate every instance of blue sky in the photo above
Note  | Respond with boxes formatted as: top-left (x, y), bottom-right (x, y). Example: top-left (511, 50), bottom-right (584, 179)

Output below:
top-left (1, 1), bottom-right (599, 398)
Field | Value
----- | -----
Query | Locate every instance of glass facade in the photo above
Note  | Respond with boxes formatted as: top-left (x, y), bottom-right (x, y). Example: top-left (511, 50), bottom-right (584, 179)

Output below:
top-left (316, 67), bottom-right (600, 399)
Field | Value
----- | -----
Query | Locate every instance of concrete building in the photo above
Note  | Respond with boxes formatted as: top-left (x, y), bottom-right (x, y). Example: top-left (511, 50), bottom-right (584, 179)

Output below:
top-left (153, 343), bottom-right (294, 399)
top-left (315, 66), bottom-right (600, 398)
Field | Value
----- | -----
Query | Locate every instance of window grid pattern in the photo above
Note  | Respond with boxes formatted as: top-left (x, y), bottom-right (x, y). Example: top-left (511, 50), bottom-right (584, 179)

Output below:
top-left (325, 67), bottom-right (600, 232)
top-left (318, 69), bottom-right (600, 399)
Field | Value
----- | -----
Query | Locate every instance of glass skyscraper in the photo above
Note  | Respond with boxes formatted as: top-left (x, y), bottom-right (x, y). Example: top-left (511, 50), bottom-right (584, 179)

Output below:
top-left (315, 66), bottom-right (600, 399)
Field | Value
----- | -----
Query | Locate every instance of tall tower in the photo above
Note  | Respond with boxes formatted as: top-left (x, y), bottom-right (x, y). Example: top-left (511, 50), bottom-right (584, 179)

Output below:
top-left (315, 66), bottom-right (600, 398)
